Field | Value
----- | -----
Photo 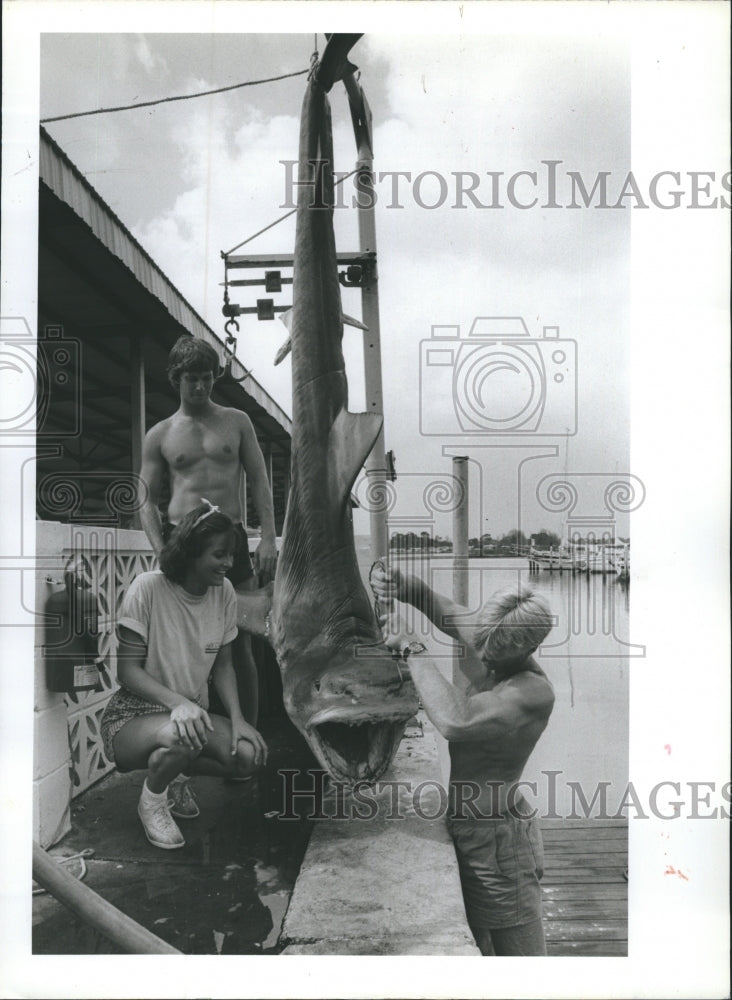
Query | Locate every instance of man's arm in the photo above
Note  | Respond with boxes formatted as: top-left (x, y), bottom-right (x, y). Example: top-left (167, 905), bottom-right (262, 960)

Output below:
top-left (138, 424), bottom-right (167, 557)
top-left (237, 412), bottom-right (277, 579)
top-left (409, 657), bottom-right (547, 742)
top-left (211, 642), bottom-right (268, 763)
top-left (372, 567), bottom-right (477, 648)
top-left (383, 613), bottom-right (553, 743)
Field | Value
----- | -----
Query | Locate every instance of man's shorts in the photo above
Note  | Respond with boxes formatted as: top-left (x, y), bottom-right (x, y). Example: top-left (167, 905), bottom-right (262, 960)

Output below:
top-left (446, 799), bottom-right (545, 931)
top-left (162, 520), bottom-right (255, 587)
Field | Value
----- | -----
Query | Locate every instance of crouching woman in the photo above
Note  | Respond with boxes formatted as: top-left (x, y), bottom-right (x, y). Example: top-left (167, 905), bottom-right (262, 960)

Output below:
top-left (100, 502), bottom-right (268, 850)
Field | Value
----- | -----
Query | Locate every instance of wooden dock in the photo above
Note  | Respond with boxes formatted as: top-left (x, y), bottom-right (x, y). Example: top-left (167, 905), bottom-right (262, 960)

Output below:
top-left (541, 818), bottom-right (628, 956)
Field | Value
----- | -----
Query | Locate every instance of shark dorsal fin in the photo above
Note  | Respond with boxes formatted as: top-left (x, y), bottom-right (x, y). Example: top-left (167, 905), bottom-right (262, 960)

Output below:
top-left (327, 408), bottom-right (383, 505)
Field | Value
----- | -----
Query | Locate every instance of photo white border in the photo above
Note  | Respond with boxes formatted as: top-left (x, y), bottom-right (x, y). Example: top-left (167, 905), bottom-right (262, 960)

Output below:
top-left (2, 2), bottom-right (729, 998)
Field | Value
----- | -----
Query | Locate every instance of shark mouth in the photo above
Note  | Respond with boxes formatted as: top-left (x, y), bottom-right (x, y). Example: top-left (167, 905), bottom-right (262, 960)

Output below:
top-left (307, 716), bottom-right (408, 784)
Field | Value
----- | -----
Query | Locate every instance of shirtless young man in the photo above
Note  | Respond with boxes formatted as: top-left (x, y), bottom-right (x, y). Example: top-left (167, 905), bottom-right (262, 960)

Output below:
top-left (371, 567), bottom-right (555, 956)
top-left (138, 337), bottom-right (277, 726)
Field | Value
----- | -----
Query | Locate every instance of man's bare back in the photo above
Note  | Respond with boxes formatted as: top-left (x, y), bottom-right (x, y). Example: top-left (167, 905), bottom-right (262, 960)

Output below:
top-left (371, 567), bottom-right (555, 803)
top-left (448, 658), bottom-right (554, 814)
top-left (371, 567), bottom-right (556, 956)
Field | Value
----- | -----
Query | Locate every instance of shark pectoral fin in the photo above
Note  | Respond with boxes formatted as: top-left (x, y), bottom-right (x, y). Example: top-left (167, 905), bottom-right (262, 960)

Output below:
top-left (327, 408), bottom-right (383, 503)
top-left (342, 312), bottom-right (368, 332)
top-left (274, 336), bottom-right (292, 366)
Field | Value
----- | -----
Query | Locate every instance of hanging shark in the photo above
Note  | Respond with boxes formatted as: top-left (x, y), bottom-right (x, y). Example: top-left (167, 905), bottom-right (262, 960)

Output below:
top-left (270, 35), bottom-right (419, 784)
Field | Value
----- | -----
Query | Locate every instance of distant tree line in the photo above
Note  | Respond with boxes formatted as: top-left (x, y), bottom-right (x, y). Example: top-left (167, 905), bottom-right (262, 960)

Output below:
top-left (389, 528), bottom-right (562, 556)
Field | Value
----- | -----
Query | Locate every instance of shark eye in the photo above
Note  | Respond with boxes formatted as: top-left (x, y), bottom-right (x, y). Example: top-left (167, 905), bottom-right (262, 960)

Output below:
top-left (313, 679), bottom-right (321, 692)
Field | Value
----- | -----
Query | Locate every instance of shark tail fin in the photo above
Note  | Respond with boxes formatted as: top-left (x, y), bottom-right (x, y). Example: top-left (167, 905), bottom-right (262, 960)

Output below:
top-left (316, 34), bottom-right (363, 92)
top-left (327, 408), bottom-right (383, 505)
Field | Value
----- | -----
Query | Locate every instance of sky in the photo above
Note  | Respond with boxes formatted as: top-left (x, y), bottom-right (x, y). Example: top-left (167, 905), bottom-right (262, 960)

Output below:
top-left (38, 29), bottom-right (632, 541)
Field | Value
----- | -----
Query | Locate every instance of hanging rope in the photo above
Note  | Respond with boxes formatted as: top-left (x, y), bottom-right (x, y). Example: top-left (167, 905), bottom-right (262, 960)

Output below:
top-left (41, 67), bottom-right (310, 124)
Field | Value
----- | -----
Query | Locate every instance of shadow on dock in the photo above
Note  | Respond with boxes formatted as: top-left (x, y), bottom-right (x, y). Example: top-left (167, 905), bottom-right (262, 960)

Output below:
top-left (32, 717), bottom-right (317, 955)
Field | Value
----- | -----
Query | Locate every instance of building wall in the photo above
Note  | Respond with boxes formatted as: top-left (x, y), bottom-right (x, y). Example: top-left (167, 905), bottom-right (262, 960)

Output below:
top-left (34, 520), bottom-right (155, 847)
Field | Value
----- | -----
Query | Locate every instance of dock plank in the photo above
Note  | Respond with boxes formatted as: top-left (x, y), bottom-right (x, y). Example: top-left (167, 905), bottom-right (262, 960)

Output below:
top-left (542, 829), bottom-right (628, 845)
top-left (547, 939), bottom-right (627, 956)
top-left (539, 820), bottom-right (627, 957)
top-left (541, 855), bottom-right (627, 869)
top-left (543, 899), bottom-right (626, 919)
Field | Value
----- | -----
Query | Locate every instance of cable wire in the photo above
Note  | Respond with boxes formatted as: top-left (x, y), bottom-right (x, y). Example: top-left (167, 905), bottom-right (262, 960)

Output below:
top-left (222, 167), bottom-right (360, 258)
top-left (41, 67), bottom-right (310, 124)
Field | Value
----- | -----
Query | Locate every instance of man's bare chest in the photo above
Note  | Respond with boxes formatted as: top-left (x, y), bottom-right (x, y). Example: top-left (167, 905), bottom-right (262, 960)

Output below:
top-left (162, 420), bottom-right (240, 471)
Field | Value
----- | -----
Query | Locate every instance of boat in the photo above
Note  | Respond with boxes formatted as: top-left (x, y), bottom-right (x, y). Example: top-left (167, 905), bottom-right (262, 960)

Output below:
top-left (610, 544), bottom-right (630, 580)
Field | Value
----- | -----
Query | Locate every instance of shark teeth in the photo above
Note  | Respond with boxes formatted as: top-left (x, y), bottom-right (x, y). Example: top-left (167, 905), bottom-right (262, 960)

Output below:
top-left (310, 719), bottom-right (402, 784)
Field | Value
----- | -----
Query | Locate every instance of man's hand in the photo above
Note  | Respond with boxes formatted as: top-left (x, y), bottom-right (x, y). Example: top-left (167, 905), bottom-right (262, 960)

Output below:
top-left (254, 537), bottom-right (278, 581)
top-left (380, 608), bottom-right (417, 658)
top-left (170, 701), bottom-right (214, 751)
top-left (370, 565), bottom-right (413, 609)
top-left (230, 717), bottom-right (268, 766)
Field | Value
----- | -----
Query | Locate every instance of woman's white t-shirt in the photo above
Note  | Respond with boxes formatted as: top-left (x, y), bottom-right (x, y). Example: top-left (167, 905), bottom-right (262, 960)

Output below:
top-left (118, 571), bottom-right (238, 708)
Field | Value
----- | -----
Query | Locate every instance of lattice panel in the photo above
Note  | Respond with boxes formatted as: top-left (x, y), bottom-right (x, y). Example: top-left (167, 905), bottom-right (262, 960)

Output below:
top-left (63, 544), bottom-right (157, 797)
top-left (67, 705), bottom-right (110, 792)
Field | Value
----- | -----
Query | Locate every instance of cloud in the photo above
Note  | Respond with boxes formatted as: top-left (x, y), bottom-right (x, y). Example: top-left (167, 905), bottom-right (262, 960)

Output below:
top-left (41, 31), bottom-right (632, 532)
top-left (133, 34), bottom-right (169, 76)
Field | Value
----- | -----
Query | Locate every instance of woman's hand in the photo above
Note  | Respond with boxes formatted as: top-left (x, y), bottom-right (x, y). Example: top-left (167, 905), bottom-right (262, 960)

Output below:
top-left (230, 717), bottom-right (268, 766)
top-left (169, 700), bottom-right (214, 751)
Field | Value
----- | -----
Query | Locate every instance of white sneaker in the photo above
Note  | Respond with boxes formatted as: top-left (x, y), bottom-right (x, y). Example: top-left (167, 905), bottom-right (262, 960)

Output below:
top-left (138, 788), bottom-right (185, 849)
top-left (168, 776), bottom-right (200, 819)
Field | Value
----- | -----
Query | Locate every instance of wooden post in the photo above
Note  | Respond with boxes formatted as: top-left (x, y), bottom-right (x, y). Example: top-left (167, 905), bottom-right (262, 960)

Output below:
top-left (130, 336), bottom-right (145, 531)
top-left (33, 843), bottom-right (180, 954)
top-left (452, 457), bottom-right (469, 687)
top-left (344, 74), bottom-right (388, 564)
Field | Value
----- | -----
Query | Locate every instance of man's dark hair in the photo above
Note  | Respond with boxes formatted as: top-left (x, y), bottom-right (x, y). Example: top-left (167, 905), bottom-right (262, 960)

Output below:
top-left (166, 336), bottom-right (222, 388)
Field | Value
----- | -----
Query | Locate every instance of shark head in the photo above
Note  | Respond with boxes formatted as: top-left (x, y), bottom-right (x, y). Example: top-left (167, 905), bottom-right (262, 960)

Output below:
top-left (282, 642), bottom-right (419, 784)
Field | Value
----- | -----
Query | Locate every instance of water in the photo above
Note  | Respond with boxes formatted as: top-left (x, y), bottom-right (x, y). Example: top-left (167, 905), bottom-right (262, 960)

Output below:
top-left (387, 555), bottom-right (632, 816)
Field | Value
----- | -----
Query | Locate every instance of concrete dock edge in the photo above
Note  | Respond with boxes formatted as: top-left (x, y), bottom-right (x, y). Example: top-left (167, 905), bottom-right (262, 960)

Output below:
top-left (280, 715), bottom-right (480, 955)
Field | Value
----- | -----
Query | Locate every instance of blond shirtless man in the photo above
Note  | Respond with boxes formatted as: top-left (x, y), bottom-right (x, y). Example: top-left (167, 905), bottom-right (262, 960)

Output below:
top-left (138, 337), bottom-right (277, 726)
top-left (371, 569), bottom-right (555, 956)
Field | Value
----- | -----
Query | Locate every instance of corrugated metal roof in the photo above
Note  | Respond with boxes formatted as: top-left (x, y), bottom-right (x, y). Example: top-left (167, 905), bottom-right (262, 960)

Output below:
top-left (39, 127), bottom-right (292, 435)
